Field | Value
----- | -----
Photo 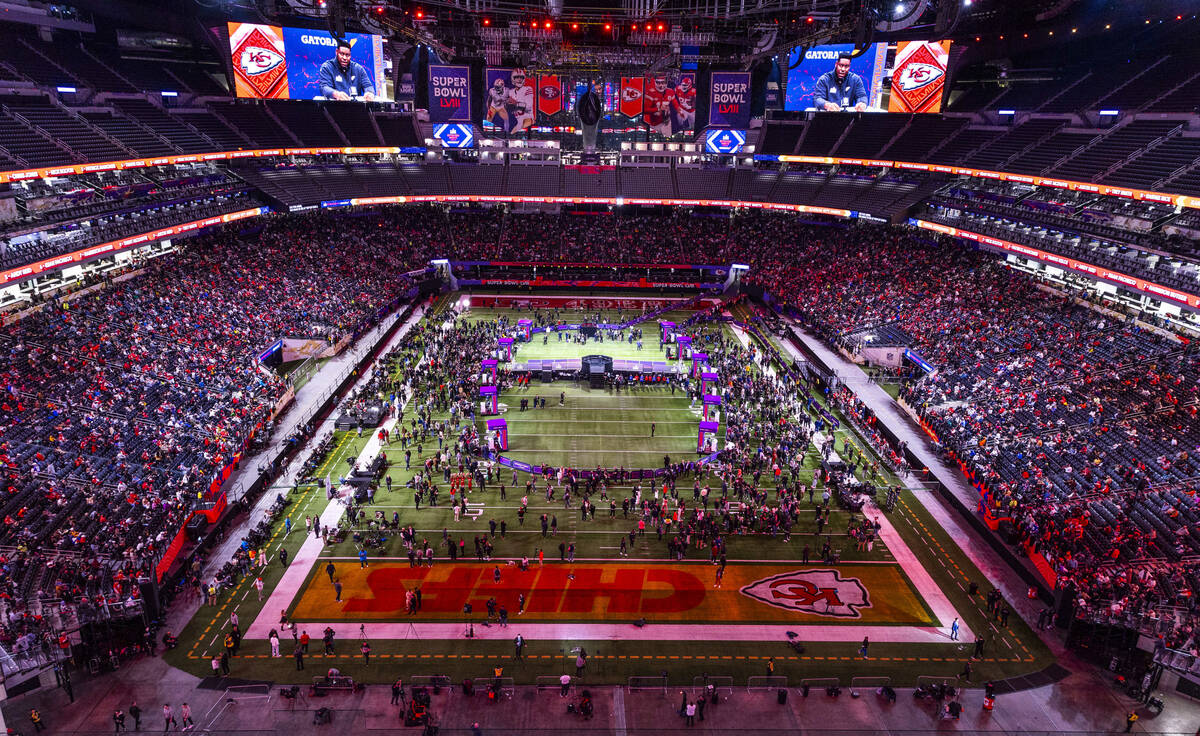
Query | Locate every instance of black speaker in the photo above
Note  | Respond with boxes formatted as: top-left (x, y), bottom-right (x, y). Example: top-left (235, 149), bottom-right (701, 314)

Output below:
top-left (997, 519), bottom-right (1019, 545)
top-left (777, 688), bottom-right (787, 704)
top-left (139, 578), bottom-right (161, 621)
top-left (185, 514), bottom-right (207, 541)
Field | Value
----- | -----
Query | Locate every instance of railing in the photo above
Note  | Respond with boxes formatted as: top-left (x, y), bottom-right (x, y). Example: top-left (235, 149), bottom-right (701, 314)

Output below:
top-left (0, 641), bottom-right (69, 680)
top-left (627, 675), bottom-right (668, 693)
top-left (746, 675), bottom-right (789, 691)
top-left (691, 675), bottom-right (734, 696)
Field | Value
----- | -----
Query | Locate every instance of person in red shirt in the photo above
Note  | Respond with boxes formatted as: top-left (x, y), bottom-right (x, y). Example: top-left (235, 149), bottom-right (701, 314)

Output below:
top-left (671, 75), bottom-right (696, 131)
top-left (643, 77), bottom-right (675, 136)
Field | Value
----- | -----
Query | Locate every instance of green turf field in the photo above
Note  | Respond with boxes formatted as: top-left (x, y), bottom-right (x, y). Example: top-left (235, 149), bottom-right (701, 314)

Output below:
top-left (165, 294), bottom-right (1055, 686)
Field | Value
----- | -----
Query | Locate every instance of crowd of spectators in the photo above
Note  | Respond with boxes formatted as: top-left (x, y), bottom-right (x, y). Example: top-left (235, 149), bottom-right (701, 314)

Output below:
top-left (2, 204), bottom-right (1197, 646)
top-left (0, 209), bottom-right (431, 610)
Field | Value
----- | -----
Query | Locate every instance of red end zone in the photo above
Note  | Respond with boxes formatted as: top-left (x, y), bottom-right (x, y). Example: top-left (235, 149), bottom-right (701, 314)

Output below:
top-left (291, 562), bottom-right (934, 625)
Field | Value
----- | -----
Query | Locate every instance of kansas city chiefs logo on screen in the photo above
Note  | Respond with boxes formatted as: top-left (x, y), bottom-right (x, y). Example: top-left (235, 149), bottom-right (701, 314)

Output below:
top-left (895, 63), bottom-right (944, 92)
top-left (232, 26), bottom-right (288, 98)
top-left (239, 45), bottom-right (284, 76)
top-left (740, 569), bottom-right (870, 618)
top-left (622, 86), bottom-right (642, 102)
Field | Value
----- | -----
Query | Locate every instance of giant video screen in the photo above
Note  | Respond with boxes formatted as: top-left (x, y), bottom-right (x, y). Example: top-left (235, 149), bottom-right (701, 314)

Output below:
top-left (228, 22), bottom-right (386, 101)
top-left (784, 40), bottom-right (951, 113)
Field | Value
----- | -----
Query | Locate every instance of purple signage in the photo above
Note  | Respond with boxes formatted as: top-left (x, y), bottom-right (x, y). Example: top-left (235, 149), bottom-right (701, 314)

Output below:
top-left (429, 65), bottom-right (471, 122)
top-left (708, 71), bottom-right (751, 128)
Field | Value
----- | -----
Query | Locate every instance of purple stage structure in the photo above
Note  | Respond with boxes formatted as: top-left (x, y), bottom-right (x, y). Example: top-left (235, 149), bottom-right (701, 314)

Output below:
top-left (480, 385), bottom-right (499, 414)
top-left (659, 321), bottom-right (676, 343)
top-left (691, 351), bottom-right (708, 378)
top-left (697, 420), bottom-right (719, 453)
top-left (702, 394), bottom-right (722, 420)
top-left (700, 371), bottom-right (719, 394)
top-left (517, 319), bottom-right (533, 341)
top-left (675, 335), bottom-right (692, 360)
top-left (486, 418), bottom-right (508, 451)
top-left (481, 359), bottom-right (498, 384)
top-left (498, 337), bottom-right (514, 361)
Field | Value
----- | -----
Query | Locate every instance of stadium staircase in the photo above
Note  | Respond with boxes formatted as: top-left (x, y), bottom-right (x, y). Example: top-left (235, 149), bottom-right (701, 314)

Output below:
top-left (1093, 123), bottom-right (1184, 183)
top-left (0, 100), bottom-right (79, 164)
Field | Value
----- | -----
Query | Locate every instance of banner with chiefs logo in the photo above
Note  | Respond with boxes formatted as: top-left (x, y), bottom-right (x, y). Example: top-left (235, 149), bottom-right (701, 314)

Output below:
top-left (888, 40), bottom-right (952, 113)
top-left (619, 77), bottom-right (644, 119)
top-left (642, 74), bottom-right (696, 136)
top-left (536, 75), bottom-right (563, 118)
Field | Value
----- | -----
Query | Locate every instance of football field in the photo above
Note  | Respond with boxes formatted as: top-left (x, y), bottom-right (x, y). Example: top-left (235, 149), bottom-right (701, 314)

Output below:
top-left (167, 295), bottom-right (1054, 686)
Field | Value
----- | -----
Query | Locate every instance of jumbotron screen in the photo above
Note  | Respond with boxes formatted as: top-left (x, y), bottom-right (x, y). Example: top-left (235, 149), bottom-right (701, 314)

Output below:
top-left (228, 22), bottom-right (387, 101)
top-left (785, 40), bottom-right (952, 113)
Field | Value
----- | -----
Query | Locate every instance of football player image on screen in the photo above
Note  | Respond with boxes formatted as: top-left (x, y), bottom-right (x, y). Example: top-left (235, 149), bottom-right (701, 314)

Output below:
top-left (486, 76), bottom-right (511, 129)
top-left (672, 76), bottom-right (696, 131)
top-left (644, 76), bottom-right (675, 136)
top-left (318, 39), bottom-right (376, 101)
top-left (508, 69), bottom-right (535, 132)
top-left (814, 53), bottom-right (867, 111)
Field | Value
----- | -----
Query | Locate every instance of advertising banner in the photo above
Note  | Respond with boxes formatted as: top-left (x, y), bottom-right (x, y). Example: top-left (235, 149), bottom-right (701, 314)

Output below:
top-left (708, 71), bottom-right (751, 128)
top-left (888, 40), bottom-right (952, 113)
top-left (428, 65), bottom-right (472, 122)
top-left (483, 68), bottom-right (535, 133)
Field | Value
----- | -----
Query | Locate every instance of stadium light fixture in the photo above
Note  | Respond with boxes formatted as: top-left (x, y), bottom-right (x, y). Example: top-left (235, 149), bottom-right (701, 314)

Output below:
top-left (998, 109), bottom-right (1015, 115)
top-left (161, 91), bottom-right (178, 97)
top-left (1099, 109), bottom-right (1119, 116)
top-left (895, 2), bottom-right (905, 14)
top-left (56, 86), bottom-right (76, 93)
top-left (963, 0), bottom-right (971, 5)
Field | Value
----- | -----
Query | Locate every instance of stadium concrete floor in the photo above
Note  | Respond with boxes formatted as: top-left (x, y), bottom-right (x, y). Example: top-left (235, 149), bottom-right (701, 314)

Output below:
top-left (3, 647), bottom-right (1198, 735)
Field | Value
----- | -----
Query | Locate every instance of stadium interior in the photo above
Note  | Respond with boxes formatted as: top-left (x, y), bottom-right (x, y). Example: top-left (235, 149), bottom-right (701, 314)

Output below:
top-left (0, 0), bottom-right (1199, 733)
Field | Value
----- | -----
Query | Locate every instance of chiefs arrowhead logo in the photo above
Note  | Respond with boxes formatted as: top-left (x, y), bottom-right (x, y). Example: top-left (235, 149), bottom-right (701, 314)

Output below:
top-left (895, 62), bottom-right (944, 92)
top-left (232, 26), bottom-right (288, 99)
top-left (622, 86), bottom-right (642, 102)
top-left (239, 45), bottom-right (284, 77)
top-left (889, 41), bottom-right (949, 113)
top-left (740, 569), bottom-right (870, 618)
